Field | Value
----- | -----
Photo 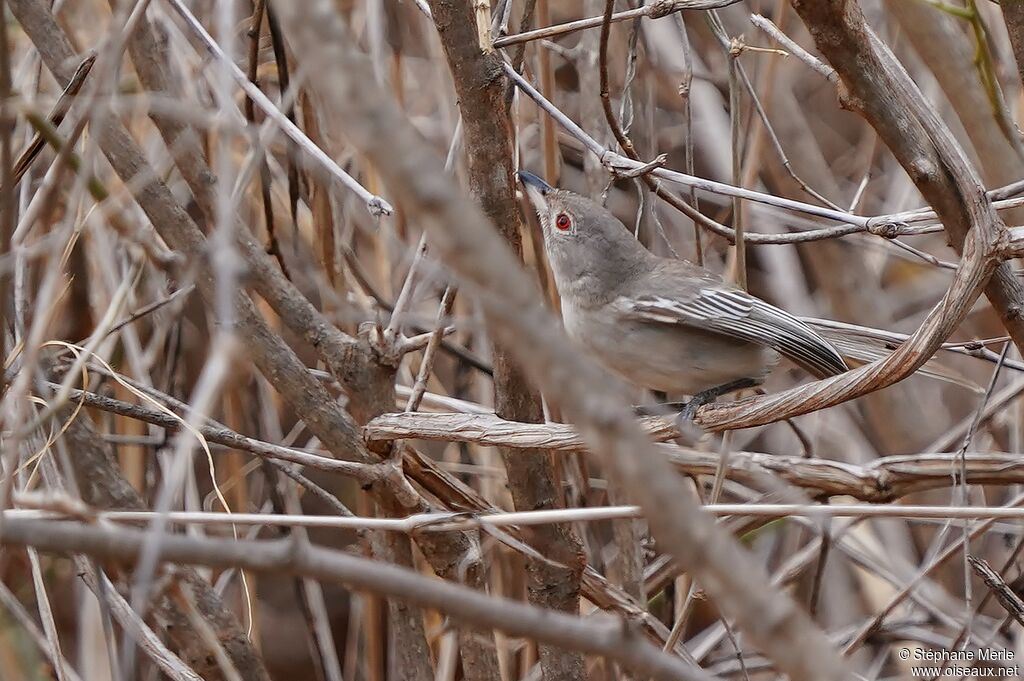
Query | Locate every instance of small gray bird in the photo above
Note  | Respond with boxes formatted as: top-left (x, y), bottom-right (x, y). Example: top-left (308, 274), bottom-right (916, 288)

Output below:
top-left (518, 170), bottom-right (848, 423)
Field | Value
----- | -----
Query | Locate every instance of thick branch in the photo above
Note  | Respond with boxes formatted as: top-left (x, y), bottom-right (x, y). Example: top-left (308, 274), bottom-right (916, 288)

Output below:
top-left (272, 3), bottom-right (850, 679)
top-left (108, 0), bottom-right (395, 423)
top-left (1002, 1), bottom-right (1024, 98)
top-left (789, 0), bottom-right (1024, 353)
top-left (676, 0), bottom-right (1015, 430)
top-left (59, 411), bottom-right (269, 681)
top-left (424, 2), bottom-right (584, 680)
top-left (8, 5), bottom-right (488, 676)
top-left (365, 411), bottom-right (1024, 502)
top-left (887, 0), bottom-right (1024, 185)
top-left (0, 518), bottom-right (715, 681)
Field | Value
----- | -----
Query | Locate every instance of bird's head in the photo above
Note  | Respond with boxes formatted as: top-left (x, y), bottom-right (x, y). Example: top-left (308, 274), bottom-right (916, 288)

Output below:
top-left (517, 170), bottom-right (651, 297)
top-left (518, 170), bottom-right (614, 240)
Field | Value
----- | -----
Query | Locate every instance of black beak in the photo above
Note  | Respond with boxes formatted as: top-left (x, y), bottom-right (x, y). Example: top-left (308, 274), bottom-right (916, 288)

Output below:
top-left (517, 170), bottom-right (552, 195)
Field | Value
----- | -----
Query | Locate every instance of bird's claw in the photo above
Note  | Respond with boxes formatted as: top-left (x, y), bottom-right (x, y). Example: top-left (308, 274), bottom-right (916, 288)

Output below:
top-left (675, 400), bottom-right (707, 443)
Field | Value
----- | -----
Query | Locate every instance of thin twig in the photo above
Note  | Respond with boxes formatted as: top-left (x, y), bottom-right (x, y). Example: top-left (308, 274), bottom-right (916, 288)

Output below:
top-left (8, 53), bottom-right (96, 190)
top-left (162, 0), bottom-right (393, 216)
top-left (18, 502), bottom-right (1024, 531)
top-left (493, 0), bottom-right (743, 48)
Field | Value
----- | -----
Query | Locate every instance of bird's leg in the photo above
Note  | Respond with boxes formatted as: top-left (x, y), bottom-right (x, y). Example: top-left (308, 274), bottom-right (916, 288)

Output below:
top-left (677, 378), bottom-right (760, 434)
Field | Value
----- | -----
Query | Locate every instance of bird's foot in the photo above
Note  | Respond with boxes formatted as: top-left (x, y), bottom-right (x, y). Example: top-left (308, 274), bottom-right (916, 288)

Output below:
top-left (675, 398), bottom-right (708, 443)
top-left (674, 378), bottom-right (760, 443)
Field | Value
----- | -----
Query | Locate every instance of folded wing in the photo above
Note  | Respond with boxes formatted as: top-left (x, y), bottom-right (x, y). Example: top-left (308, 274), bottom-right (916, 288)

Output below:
top-left (616, 287), bottom-right (849, 378)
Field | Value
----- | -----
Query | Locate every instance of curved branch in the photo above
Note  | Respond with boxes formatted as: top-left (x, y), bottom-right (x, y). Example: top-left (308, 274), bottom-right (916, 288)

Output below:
top-left (273, 3), bottom-right (851, 679)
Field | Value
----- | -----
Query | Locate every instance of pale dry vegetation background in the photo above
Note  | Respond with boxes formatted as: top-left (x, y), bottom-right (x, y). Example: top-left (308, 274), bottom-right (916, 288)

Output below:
top-left (6, 0), bottom-right (1024, 680)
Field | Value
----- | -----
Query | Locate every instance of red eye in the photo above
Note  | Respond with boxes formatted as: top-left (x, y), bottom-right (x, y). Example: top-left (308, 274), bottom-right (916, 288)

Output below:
top-left (555, 213), bottom-right (571, 230)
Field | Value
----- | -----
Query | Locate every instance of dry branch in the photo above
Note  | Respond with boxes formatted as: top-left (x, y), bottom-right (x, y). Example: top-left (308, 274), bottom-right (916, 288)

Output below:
top-left (6, 2), bottom-right (1023, 679)
top-left (59, 408), bottom-right (269, 681)
top-left (969, 556), bottom-right (1024, 628)
top-left (789, 0), bottom-right (1024, 351)
top-left (497, 4), bottom-right (1016, 434)
top-left (0, 517), bottom-right (715, 681)
top-left (272, 3), bottom-right (850, 679)
top-left (365, 411), bottom-right (1024, 501)
top-left (78, 366), bottom-right (678, 650)
top-left (1002, 2), bottom-right (1024, 99)
top-left (7, 2), bottom-right (482, 677)
top-left (424, 2), bottom-right (585, 679)
top-left (492, 0), bottom-right (742, 48)
top-left (163, 0), bottom-right (393, 217)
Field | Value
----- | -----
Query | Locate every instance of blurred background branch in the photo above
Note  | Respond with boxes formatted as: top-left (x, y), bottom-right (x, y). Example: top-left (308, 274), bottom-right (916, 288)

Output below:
top-left (4, 0), bottom-right (1024, 680)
